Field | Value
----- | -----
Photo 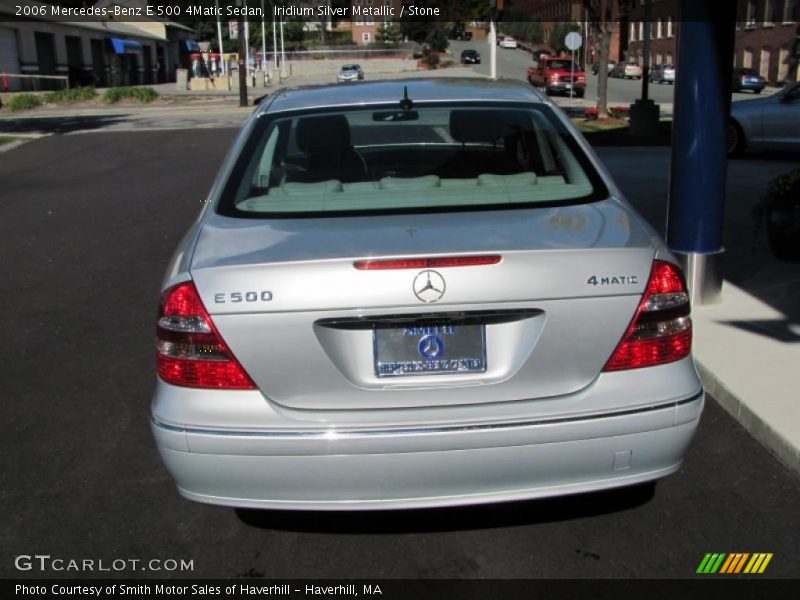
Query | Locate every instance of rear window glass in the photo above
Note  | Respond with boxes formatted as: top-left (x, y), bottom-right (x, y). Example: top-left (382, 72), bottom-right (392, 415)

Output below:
top-left (546, 60), bottom-right (573, 70)
top-left (218, 104), bottom-right (607, 217)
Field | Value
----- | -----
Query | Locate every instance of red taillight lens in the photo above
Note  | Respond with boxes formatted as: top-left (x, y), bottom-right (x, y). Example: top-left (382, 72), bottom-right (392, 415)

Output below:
top-left (549, 74), bottom-right (560, 82)
top-left (156, 282), bottom-right (255, 389)
top-left (603, 260), bottom-right (692, 372)
top-left (354, 255), bottom-right (501, 270)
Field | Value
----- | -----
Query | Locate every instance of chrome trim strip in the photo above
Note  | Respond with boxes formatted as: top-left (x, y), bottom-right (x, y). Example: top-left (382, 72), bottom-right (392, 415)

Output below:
top-left (152, 391), bottom-right (702, 439)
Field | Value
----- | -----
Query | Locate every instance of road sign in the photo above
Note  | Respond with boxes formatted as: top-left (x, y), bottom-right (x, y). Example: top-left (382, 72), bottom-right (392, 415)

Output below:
top-left (565, 32), bottom-right (582, 51)
top-left (229, 21), bottom-right (239, 40)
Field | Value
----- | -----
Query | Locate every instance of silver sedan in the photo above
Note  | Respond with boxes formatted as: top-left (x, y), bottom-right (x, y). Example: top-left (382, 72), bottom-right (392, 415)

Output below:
top-left (728, 82), bottom-right (800, 156)
top-left (152, 79), bottom-right (703, 510)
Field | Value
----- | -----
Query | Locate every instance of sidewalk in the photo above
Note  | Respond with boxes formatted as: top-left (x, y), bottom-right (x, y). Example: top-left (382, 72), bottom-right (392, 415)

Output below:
top-left (693, 262), bottom-right (800, 476)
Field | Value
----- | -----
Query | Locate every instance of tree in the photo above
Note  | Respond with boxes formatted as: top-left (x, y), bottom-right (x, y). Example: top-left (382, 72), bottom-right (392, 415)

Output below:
top-left (548, 22), bottom-right (581, 55)
top-left (582, 0), bottom-right (615, 119)
top-left (376, 22), bottom-right (402, 46)
top-left (425, 26), bottom-right (449, 53)
top-left (400, 22), bottom-right (434, 44)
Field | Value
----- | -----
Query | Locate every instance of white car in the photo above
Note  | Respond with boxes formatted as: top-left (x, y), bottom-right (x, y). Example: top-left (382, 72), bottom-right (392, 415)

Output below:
top-left (499, 37), bottom-right (518, 49)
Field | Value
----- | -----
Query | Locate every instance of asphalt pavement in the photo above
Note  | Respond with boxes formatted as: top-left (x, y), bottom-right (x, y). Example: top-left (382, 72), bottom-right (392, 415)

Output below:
top-left (2, 130), bottom-right (799, 579)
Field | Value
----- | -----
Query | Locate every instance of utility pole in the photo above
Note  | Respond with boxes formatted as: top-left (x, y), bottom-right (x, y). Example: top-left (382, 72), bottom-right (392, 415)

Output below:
top-left (215, 0), bottom-right (225, 75)
top-left (237, 0), bottom-right (247, 106)
top-left (641, 0), bottom-right (652, 101)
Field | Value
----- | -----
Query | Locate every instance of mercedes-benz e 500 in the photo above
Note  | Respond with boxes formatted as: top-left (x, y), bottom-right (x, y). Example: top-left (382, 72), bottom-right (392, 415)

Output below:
top-left (151, 79), bottom-right (703, 510)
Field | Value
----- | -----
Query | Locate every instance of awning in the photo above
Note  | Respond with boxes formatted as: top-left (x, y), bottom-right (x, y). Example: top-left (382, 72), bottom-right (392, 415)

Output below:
top-left (106, 38), bottom-right (143, 54)
top-left (184, 40), bottom-right (200, 51)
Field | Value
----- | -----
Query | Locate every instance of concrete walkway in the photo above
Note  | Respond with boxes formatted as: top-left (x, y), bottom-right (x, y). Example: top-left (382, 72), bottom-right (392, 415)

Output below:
top-left (693, 265), bottom-right (800, 476)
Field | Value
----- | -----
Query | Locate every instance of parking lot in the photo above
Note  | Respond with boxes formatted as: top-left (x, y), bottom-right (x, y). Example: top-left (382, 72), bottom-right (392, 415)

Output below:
top-left (2, 130), bottom-right (799, 579)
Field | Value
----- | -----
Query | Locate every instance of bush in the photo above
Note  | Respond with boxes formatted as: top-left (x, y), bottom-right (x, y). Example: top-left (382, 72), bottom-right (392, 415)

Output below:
top-left (423, 53), bottom-right (440, 69)
top-left (102, 87), bottom-right (158, 104)
top-left (3, 93), bottom-right (41, 111)
top-left (584, 106), bottom-right (630, 120)
top-left (43, 86), bottom-right (96, 104)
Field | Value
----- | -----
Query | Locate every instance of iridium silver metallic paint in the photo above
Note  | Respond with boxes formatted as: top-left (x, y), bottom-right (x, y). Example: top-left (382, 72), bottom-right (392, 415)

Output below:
top-left (152, 78), bottom-right (704, 510)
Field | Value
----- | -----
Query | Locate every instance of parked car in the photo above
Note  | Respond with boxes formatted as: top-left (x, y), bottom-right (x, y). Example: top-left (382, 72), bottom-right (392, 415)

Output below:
top-left (728, 81), bottom-right (800, 156)
top-left (499, 36), bottom-right (518, 49)
top-left (649, 64), bottom-right (676, 84)
top-left (460, 49), bottom-right (481, 64)
top-left (528, 56), bottom-right (586, 97)
top-left (732, 68), bottom-right (766, 94)
top-left (337, 64), bottom-right (364, 83)
top-left (611, 63), bottom-right (643, 79)
top-left (152, 78), bottom-right (703, 510)
top-left (591, 62), bottom-right (615, 75)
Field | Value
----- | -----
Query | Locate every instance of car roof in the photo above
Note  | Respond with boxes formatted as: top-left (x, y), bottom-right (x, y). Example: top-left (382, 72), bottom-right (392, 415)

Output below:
top-left (259, 78), bottom-right (546, 114)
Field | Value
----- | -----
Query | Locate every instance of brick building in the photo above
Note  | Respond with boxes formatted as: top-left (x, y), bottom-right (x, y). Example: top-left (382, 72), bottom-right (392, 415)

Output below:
top-left (512, 0), bottom-right (625, 64)
top-left (332, 0), bottom-right (400, 45)
top-left (626, 0), bottom-right (799, 84)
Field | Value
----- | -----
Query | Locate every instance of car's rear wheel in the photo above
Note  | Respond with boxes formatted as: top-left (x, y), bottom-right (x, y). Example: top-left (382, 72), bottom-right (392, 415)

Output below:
top-left (727, 120), bottom-right (745, 157)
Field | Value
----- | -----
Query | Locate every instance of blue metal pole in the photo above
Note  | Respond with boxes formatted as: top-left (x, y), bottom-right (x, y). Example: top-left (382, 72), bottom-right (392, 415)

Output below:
top-left (666, 1), bottom-right (737, 304)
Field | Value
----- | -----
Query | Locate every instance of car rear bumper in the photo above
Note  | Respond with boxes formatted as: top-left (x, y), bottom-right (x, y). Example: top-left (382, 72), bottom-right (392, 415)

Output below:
top-left (738, 82), bottom-right (766, 91)
top-left (152, 391), bottom-right (703, 510)
top-left (547, 84), bottom-right (585, 94)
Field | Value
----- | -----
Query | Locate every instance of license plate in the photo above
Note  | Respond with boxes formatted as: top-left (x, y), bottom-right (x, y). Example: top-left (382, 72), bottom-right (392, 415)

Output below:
top-left (374, 324), bottom-right (486, 377)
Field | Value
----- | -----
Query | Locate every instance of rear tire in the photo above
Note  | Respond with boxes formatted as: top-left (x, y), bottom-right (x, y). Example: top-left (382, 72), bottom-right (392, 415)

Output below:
top-left (727, 120), bottom-right (746, 157)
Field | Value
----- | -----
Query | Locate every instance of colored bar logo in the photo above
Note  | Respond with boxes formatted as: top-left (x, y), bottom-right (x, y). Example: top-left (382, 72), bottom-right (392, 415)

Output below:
top-left (696, 553), bottom-right (773, 574)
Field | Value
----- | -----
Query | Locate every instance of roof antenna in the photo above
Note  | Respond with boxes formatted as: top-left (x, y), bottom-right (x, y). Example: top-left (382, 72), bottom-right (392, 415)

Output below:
top-left (399, 86), bottom-right (413, 112)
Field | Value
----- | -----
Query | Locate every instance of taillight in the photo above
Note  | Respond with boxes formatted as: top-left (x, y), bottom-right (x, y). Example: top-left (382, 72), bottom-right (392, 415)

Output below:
top-left (156, 282), bottom-right (255, 389)
top-left (603, 260), bottom-right (692, 371)
top-left (549, 74), bottom-right (560, 82)
top-left (354, 255), bottom-right (501, 270)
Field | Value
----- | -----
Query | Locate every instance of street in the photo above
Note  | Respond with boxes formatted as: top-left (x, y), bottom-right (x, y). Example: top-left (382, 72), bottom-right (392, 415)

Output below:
top-left (447, 39), bottom-right (774, 107)
top-left (1, 130), bottom-right (798, 579)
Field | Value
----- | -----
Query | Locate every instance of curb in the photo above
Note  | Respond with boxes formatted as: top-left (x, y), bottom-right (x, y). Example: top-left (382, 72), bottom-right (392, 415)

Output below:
top-left (0, 133), bottom-right (48, 153)
top-left (696, 361), bottom-right (800, 477)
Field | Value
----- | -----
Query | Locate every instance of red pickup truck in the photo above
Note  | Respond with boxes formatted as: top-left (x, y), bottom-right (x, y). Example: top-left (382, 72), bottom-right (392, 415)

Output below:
top-left (528, 56), bottom-right (586, 98)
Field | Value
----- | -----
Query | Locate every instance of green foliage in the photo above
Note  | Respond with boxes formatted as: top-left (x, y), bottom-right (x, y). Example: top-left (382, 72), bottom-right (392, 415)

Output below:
top-left (43, 86), bottom-right (96, 104)
top-left (423, 53), bottom-right (441, 69)
top-left (400, 21), bottom-right (433, 44)
top-left (283, 22), bottom-right (305, 45)
top-left (502, 20), bottom-right (545, 45)
top-left (102, 87), bottom-right (158, 104)
top-left (548, 22), bottom-right (582, 55)
top-left (424, 26), bottom-right (449, 53)
top-left (3, 93), bottom-right (41, 111)
top-left (376, 22), bottom-right (401, 46)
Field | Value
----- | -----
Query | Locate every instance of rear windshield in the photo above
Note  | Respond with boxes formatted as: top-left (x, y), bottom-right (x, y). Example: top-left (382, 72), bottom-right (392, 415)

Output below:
top-left (217, 103), bottom-right (607, 218)
top-left (546, 60), bottom-right (573, 70)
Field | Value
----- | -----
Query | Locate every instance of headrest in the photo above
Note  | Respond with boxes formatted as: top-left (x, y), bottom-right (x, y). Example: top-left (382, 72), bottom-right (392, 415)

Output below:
top-left (296, 114), bottom-right (351, 152)
top-left (449, 110), bottom-right (503, 144)
top-left (449, 110), bottom-right (533, 144)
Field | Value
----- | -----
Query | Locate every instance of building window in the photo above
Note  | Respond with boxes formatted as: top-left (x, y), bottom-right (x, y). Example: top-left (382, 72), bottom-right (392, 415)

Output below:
top-left (765, 0), bottom-right (775, 24)
top-left (746, 0), bottom-right (757, 26)
top-left (667, 16), bottom-right (674, 37)
top-left (362, 32), bottom-right (371, 43)
top-left (656, 18), bottom-right (662, 38)
top-left (784, 0), bottom-right (797, 23)
top-left (630, 22), bottom-right (636, 42)
top-left (638, 21), bottom-right (644, 40)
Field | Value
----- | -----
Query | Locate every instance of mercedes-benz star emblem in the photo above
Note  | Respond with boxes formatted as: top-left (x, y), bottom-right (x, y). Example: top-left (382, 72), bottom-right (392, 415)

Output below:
top-left (413, 270), bottom-right (446, 303)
